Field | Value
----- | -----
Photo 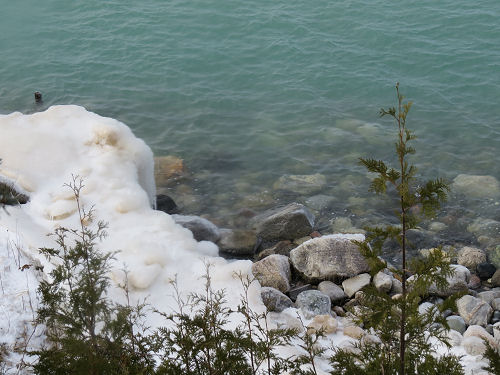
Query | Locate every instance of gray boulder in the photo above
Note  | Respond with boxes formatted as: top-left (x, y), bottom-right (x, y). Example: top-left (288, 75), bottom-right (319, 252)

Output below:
top-left (260, 287), bottom-right (294, 312)
top-left (250, 203), bottom-right (315, 241)
top-left (477, 290), bottom-right (500, 306)
top-left (289, 234), bottom-right (368, 282)
top-left (467, 217), bottom-right (500, 239)
top-left (273, 174), bottom-right (327, 195)
top-left (457, 295), bottom-right (493, 327)
top-left (446, 315), bottom-right (466, 334)
top-left (218, 229), bottom-right (256, 257)
top-left (342, 273), bottom-right (371, 298)
top-left (251, 254), bottom-right (291, 293)
top-left (172, 214), bottom-right (221, 242)
top-left (317, 281), bottom-right (347, 305)
top-left (295, 290), bottom-right (332, 319)
top-left (428, 265), bottom-right (469, 297)
top-left (492, 298), bottom-right (500, 311)
top-left (457, 246), bottom-right (487, 271)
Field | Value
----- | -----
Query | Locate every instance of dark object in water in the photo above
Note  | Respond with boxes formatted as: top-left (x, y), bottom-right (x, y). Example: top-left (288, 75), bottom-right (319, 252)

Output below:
top-left (156, 194), bottom-right (179, 214)
top-left (34, 91), bottom-right (42, 103)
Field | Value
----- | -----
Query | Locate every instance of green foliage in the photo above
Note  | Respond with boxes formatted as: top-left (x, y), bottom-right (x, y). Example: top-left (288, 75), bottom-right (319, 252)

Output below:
top-left (329, 84), bottom-right (463, 375)
top-left (235, 273), bottom-right (297, 375)
top-left (290, 322), bottom-right (326, 375)
top-left (154, 265), bottom-right (251, 375)
top-left (32, 176), bottom-right (155, 375)
top-left (482, 340), bottom-right (500, 374)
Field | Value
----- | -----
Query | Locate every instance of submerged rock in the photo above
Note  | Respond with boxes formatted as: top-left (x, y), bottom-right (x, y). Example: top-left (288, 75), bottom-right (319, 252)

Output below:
top-left (451, 174), bottom-right (500, 199)
top-left (156, 194), bottom-right (179, 214)
top-left (289, 234), bottom-right (368, 282)
top-left (250, 203), bottom-right (314, 241)
top-left (154, 155), bottom-right (185, 186)
top-left (273, 174), bottom-right (327, 195)
top-left (217, 229), bottom-right (256, 257)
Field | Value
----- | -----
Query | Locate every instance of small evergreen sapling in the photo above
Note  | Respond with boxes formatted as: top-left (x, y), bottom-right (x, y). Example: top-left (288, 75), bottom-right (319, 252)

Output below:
top-left (329, 84), bottom-right (464, 375)
top-left (33, 176), bottom-right (154, 374)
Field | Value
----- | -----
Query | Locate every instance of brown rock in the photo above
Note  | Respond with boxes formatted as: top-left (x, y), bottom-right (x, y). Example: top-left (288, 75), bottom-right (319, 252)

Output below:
top-left (155, 156), bottom-right (185, 186)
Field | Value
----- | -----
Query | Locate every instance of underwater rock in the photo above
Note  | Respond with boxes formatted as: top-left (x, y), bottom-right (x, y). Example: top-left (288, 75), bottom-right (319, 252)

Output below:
top-left (250, 203), bottom-right (314, 241)
top-left (154, 155), bottom-right (185, 186)
top-left (217, 228), bottom-right (256, 257)
top-left (155, 194), bottom-right (179, 214)
top-left (273, 173), bottom-right (327, 195)
top-left (451, 174), bottom-right (500, 199)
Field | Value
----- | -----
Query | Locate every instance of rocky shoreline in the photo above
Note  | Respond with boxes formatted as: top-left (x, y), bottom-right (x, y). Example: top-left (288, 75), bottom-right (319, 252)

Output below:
top-left (154, 155), bottom-right (500, 360)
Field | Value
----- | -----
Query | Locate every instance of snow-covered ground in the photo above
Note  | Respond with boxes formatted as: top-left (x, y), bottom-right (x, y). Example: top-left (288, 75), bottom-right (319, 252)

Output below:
top-left (0, 106), bottom-right (489, 373)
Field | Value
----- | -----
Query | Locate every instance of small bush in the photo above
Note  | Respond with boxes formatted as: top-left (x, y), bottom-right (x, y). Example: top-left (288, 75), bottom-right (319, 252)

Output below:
top-left (329, 84), bottom-right (464, 375)
top-left (32, 176), bottom-right (154, 375)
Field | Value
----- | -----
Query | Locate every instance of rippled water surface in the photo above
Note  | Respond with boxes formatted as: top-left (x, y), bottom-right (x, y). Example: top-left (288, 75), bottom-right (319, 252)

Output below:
top-left (2, 1), bottom-right (500, 248)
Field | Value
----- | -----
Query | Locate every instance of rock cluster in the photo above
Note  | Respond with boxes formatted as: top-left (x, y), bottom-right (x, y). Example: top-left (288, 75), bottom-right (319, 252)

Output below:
top-left (153, 166), bottom-right (500, 359)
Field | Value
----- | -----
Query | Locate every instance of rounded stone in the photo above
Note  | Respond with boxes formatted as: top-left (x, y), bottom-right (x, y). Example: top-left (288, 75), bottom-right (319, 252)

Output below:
top-left (477, 262), bottom-right (497, 280)
top-left (462, 336), bottom-right (486, 355)
top-left (289, 234), bottom-right (369, 282)
top-left (307, 314), bottom-right (338, 334)
top-left (457, 246), bottom-right (487, 270)
top-left (342, 273), bottom-right (371, 298)
top-left (295, 290), bottom-right (332, 319)
top-left (317, 281), bottom-right (347, 305)
top-left (343, 325), bottom-right (365, 339)
top-left (446, 315), bottom-right (466, 334)
top-left (260, 287), bottom-right (294, 312)
top-left (251, 254), bottom-right (291, 293)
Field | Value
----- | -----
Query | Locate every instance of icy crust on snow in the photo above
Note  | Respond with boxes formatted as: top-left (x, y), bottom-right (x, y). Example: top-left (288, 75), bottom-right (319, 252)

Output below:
top-left (0, 107), bottom-right (259, 321)
top-left (0, 106), bottom-right (489, 373)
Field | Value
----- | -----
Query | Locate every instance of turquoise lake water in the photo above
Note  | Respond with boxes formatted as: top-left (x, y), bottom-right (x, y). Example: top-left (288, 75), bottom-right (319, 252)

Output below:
top-left (1, 1), bottom-right (500, 238)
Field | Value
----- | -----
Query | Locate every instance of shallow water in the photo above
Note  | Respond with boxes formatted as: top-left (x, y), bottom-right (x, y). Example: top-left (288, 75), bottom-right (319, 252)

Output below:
top-left (1, 1), bottom-right (500, 255)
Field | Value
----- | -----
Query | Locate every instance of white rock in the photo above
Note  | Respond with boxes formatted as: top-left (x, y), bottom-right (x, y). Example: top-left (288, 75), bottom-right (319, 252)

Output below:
top-left (307, 314), bottom-right (338, 334)
top-left (446, 329), bottom-right (463, 347)
top-left (463, 325), bottom-right (498, 349)
top-left (457, 295), bottom-right (493, 327)
top-left (373, 271), bottom-right (393, 293)
top-left (462, 336), bottom-right (486, 356)
top-left (342, 273), bottom-right (371, 298)
top-left (457, 246), bottom-right (487, 270)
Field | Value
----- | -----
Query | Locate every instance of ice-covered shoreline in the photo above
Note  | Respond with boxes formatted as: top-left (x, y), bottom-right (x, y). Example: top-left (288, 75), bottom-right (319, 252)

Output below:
top-left (0, 106), bottom-right (491, 373)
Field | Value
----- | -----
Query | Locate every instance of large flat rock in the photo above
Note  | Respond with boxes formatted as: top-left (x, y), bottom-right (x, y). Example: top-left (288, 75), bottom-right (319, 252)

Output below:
top-left (289, 234), bottom-right (368, 282)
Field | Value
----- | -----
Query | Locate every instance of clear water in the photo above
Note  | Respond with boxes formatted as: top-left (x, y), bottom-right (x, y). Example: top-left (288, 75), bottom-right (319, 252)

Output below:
top-left (1, 1), bottom-right (500, 241)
